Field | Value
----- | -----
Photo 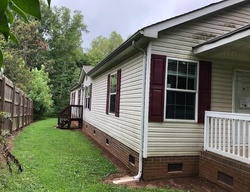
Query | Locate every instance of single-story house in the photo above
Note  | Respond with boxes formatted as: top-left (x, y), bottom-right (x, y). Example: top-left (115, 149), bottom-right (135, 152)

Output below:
top-left (67, 0), bottom-right (250, 191)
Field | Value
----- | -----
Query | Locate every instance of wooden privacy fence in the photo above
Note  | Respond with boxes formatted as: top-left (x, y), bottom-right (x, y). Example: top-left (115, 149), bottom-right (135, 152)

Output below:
top-left (0, 75), bottom-right (33, 135)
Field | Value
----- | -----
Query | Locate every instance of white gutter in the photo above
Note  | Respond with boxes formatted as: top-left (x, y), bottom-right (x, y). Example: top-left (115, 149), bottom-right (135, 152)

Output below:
top-left (113, 40), bottom-right (149, 184)
top-left (132, 40), bottom-right (148, 180)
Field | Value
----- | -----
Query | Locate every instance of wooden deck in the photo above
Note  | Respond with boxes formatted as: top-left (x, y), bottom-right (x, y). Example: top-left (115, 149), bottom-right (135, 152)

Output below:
top-left (57, 105), bottom-right (83, 129)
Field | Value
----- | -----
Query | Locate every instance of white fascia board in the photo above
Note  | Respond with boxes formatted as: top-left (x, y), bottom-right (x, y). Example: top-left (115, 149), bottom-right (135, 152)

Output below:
top-left (193, 28), bottom-right (250, 54)
top-left (78, 67), bottom-right (86, 84)
top-left (143, 0), bottom-right (245, 38)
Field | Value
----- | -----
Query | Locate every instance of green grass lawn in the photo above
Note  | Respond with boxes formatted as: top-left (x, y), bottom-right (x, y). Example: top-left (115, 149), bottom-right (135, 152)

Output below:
top-left (0, 119), bottom-right (182, 192)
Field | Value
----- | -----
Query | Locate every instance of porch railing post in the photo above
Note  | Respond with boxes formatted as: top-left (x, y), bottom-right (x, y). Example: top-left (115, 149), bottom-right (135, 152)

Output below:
top-left (204, 111), bottom-right (209, 151)
top-left (248, 121), bottom-right (250, 160)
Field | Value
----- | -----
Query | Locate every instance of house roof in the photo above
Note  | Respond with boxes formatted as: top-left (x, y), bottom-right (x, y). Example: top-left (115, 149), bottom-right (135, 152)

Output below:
top-left (70, 65), bottom-right (94, 91)
top-left (82, 65), bottom-right (94, 73)
top-left (87, 0), bottom-right (246, 77)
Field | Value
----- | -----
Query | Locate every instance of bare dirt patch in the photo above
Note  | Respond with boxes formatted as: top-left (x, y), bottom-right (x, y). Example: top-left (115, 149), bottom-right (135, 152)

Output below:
top-left (0, 128), bottom-right (25, 169)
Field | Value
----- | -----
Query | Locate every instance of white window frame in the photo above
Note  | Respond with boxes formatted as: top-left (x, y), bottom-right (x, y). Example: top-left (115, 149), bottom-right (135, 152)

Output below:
top-left (109, 72), bottom-right (117, 114)
top-left (85, 86), bottom-right (91, 110)
top-left (164, 57), bottom-right (199, 123)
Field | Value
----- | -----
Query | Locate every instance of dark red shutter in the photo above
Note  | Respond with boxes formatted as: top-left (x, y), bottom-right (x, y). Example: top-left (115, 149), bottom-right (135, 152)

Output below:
top-left (115, 69), bottom-right (121, 117)
top-left (89, 84), bottom-right (92, 110)
top-left (106, 75), bottom-right (110, 114)
top-left (198, 61), bottom-right (212, 124)
top-left (149, 54), bottom-right (166, 122)
top-left (84, 87), bottom-right (87, 108)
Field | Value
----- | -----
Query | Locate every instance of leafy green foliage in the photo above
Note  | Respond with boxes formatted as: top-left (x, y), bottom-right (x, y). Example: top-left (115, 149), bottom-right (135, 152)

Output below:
top-left (12, 0), bottom-right (41, 20)
top-left (3, 52), bottom-right (31, 92)
top-left (86, 31), bottom-right (124, 66)
top-left (28, 66), bottom-right (53, 120)
top-left (0, 119), bottom-right (181, 192)
top-left (0, 0), bottom-right (51, 68)
top-left (39, 4), bottom-right (87, 113)
top-left (1, 1), bottom-right (123, 116)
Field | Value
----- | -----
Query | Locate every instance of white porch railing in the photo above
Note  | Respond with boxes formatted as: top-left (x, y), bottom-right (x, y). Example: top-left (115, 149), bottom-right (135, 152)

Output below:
top-left (204, 111), bottom-right (250, 164)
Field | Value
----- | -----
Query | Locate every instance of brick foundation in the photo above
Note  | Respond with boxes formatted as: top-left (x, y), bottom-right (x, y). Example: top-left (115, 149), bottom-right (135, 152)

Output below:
top-left (82, 121), bottom-right (200, 181)
top-left (200, 151), bottom-right (250, 192)
top-left (82, 121), bottom-right (139, 174)
top-left (82, 121), bottom-right (250, 190)
top-left (143, 156), bottom-right (199, 180)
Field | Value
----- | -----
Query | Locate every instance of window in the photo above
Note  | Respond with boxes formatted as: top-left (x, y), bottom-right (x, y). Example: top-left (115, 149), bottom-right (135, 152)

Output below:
top-left (106, 69), bottom-right (121, 117)
top-left (78, 89), bottom-right (81, 105)
top-left (85, 84), bottom-right (92, 110)
top-left (109, 73), bottom-right (117, 113)
top-left (149, 54), bottom-right (211, 123)
top-left (71, 92), bottom-right (75, 104)
top-left (165, 59), bottom-right (198, 120)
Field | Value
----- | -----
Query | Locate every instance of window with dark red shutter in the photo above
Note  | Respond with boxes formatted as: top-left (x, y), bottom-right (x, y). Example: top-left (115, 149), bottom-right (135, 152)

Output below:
top-left (85, 85), bottom-right (91, 110)
top-left (149, 54), bottom-right (166, 122)
top-left (106, 75), bottom-right (110, 114)
top-left (198, 61), bottom-right (212, 124)
top-left (89, 83), bottom-right (92, 110)
top-left (165, 59), bottom-right (198, 120)
top-left (115, 69), bottom-right (121, 117)
top-left (106, 70), bottom-right (121, 117)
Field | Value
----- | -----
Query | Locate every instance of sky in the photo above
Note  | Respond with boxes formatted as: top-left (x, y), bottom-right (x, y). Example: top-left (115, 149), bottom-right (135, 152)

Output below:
top-left (51, 0), bottom-right (222, 49)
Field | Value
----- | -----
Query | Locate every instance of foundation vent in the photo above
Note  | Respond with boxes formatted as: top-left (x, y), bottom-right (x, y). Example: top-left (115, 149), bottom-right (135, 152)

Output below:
top-left (106, 138), bottom-right (109, 145)
top-left (129, 155), bottom-right (135, 165)
top-left (218, 172), bottom-right (233, 186)
top-left (168, 163), bottom-right (183, 172)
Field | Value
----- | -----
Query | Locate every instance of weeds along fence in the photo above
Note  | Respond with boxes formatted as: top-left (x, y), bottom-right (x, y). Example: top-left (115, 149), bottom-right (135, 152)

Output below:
top-left (0, 75), bottom-right (33, 135)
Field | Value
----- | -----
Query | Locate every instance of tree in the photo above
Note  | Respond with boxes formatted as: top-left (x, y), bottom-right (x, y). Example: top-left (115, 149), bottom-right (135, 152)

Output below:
top-left (1, 13), bottom-right (52, 92)
top-left (28, 65), bottom-right (53, 120)
top-left (86, 31), bottom-right (124, 66)
top-left (7, 19), bottom-right (51, 70)
top-left (3, 52), bottom-right (31, 92)
top-left (39, 4), bottom-right (88, 113)
top-left (0, 0), bottom-right (51, 68)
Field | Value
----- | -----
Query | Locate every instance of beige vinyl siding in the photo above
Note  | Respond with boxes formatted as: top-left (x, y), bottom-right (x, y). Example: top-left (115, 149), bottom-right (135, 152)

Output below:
top-left (147, 123), bottom-right (203, 156)
top-left (212, 60), bottom-right (250, 112)
top-left (85, 54), bottom-right (144, 152)
top-left (211, 61), bottom-right (233, 112)
top-left (147, 2), bottom-right (250, 157)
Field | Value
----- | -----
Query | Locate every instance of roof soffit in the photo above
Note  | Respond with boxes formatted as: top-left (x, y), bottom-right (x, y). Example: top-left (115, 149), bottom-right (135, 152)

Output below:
top-left (193, 25), bottom-right (250, 55)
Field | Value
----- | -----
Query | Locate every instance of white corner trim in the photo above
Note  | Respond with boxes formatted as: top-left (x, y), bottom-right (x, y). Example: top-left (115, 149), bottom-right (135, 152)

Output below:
top-left (142, 42), bottom-right (152, 159)
top-left (193, 28), bottom-right (250, 54)
top-left (143, 0), bottom-right (245, 39)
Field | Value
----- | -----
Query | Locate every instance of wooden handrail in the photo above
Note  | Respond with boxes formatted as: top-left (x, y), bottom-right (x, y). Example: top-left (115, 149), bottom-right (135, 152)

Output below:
top-left (57, 105), bottom-right (83, 129)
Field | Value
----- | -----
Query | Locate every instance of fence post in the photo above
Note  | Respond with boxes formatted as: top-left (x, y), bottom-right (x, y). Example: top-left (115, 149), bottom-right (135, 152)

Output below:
top-left (10, 84), bottom-right (16, 133)
top-left (0, 77), bottom-right (6, 134)
top-left (17, 91), bottom-right (20, 130)
top-left (25, 97), bottom-right (28, 125)
top-left (30, 99), bottom-right (33, 123)
top-left (22, 94), bottom-right (25, 128)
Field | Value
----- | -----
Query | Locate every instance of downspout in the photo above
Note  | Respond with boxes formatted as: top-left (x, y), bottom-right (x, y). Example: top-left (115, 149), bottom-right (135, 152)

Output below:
top-left (132, 40), bottom-right (147, 180)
